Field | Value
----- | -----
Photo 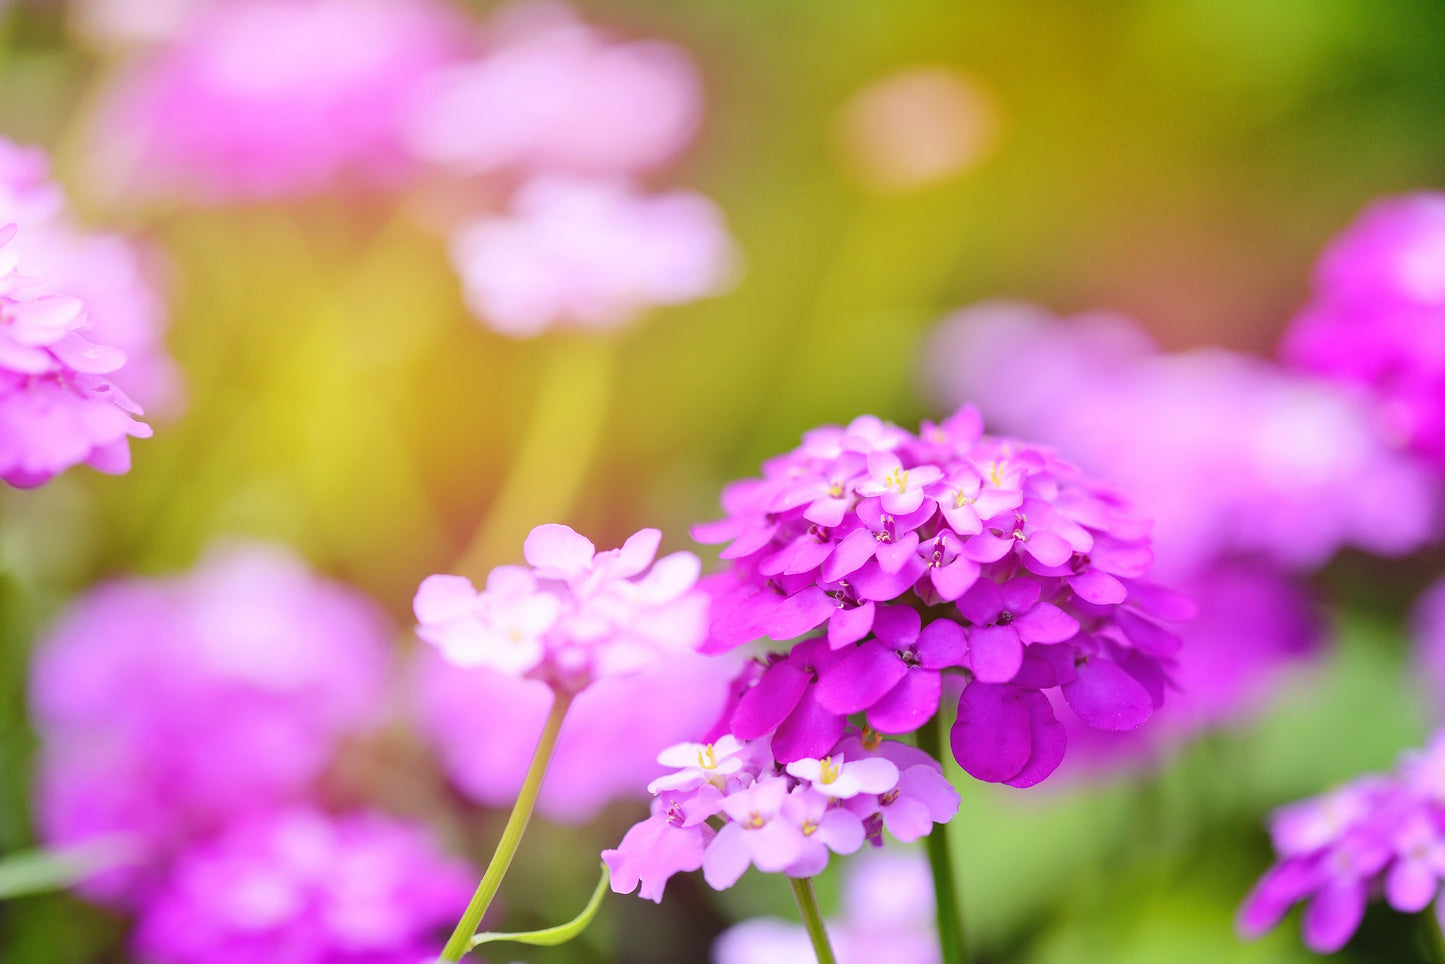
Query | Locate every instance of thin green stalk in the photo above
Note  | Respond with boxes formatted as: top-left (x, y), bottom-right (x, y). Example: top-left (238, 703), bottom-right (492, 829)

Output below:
top-left (789, 876), bottom-right (838, 964)
top-left (1426, 907), bottom-right (1445, 964)
top-left (439, 690), bottom-right (574, 962)
top-left (917, 715), bottom-right (967, 964)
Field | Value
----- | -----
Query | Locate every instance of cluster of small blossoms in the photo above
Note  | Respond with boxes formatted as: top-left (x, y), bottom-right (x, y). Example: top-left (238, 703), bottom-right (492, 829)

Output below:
top-left (604, 725), bottom-right (958, 901)
top-left (1239, 731), bottom-right (1445, 953)
top-left (0, 222), bottom-right (151, 487)
top-left (414, 523), bottom-right (707, 692)
top-left (692, 406), bottom-right (1189, 787)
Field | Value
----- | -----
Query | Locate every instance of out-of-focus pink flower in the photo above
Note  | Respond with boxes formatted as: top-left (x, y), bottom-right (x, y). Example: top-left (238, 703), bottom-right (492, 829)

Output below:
top-left (69, 0), bottom-right (212, 49)
top-left (0, 223), bottom-right (152, 487)
top-left (837, 66), bottom-right (997, 194)
top-left (925, 301), bottom-right (1438, 577)
top-left (86, 0), bottom-right (468, 203)
top-left (411, 644), bottom-right (738, 824)
top-left (449, 177), bottom-right (737, 337)
top-left (712, 850), bottom-right (941, 964)
top-left (29, 542), bottom-right (393, 903)
top-left (1281, 193), bottom-right (1445, 465)
top-left (131, 807), bottom-right (474, 964)
top-left (405, 0), bottom-right (701, 179)
top-left (414, 524), bottom-right (709, 691)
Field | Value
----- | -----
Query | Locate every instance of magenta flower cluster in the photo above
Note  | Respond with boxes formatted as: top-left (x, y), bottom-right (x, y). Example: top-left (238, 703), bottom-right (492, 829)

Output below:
top-left (1282, 192), bottom-right (1445, 466)
top-left (1240, 732), bottom-right (1445, 953)
top-left (414, 523), bottom-right (707, 693)
top-left (692, 407), bottom-right (1189, 788)
top-left (604, 726), bottom-right (958, 901)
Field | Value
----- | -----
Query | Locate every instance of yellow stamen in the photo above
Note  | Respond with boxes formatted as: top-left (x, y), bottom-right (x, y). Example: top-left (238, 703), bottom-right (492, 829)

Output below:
top-left (953, 488), bottom-right (973, 509)
top-left (861, 727), bottom-right (883, 751)
top-left (747, 812), bottom-right (765, 829)
top-left (987, 461), bottom-right (1005, 488)
top-left (696, 744), bottom-right (719, 770)
top-left (802, 820), bottom-right (818, 836)
top-left (818, 757), bottom-right (842, 785)
top-left (886, 466), bottom-right (910, 494)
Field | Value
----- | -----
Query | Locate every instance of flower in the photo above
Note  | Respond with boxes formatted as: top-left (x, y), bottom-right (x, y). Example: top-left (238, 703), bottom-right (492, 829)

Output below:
top-left (404, 0), bottom-right (702, 178)
top-left (85, 0), bottom-right (467, 203)
top-left (1280, 193), bottom-right (1445, 465)
top-left (29, 542), bottom-right (393, 903)
top-left (0, 222), bottom-right (152, 487)
top-left (448, 176), bottom-right (736, 336)
top-left (410, 643), bottom-right (740, 823)
top-left (695, 406), bottom-right (1189, 787)
top-left (415, 524), bottom-right (708, 692)
top-left (1239, 732), bottom-right (1445, 953)
top-left (130, 807), bottom-right (474, 964)
top-left (605, 726), bottom-right (958, 900)
top-left (713, 851), bottom-right (941, 964)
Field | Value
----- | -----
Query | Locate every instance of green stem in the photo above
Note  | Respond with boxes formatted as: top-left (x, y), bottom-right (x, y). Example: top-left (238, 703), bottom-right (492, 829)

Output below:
top-left (918, 715), bottom-right (967, 964)
top-left (438, 689), bottom-right (574, 962)
top-left (789, 876), bottom-right (838, 964)
top-left (1426, 906), bottom-right (1445, 964)
top-left (456, 336), bottom-right (616, 581)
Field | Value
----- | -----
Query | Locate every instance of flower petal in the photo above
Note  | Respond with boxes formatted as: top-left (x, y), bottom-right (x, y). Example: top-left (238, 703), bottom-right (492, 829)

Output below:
top-left (1062, 658), bottom-right (1154, 730)
top-left (950, 683), bottom-right (1031, 783)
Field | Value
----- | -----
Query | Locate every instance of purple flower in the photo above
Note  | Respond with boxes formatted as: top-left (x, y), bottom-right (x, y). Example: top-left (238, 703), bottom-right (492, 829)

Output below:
top-left (130, 807), bottom-right (475, 964)
top-left (414, 523), bottom-right (709, 692)
top-left (448, 176), bottom-right (737, 336)
top-left (0, 222), bottom-right (151, 487)
top-left (1280, 193), bottom-right (1445, 466)
top-left (607, 725), bottom-right (957, 899)
top-left (85, 0), bottom-right (467, 203)
top-left (404, 1), bottom-right (702, 178)
top-left (1239, 732), bottom-right (1445, 953)
top-left (30, 542), bottom-right (393, 903)
top-left (695, 406), bottom-right (1188, 786)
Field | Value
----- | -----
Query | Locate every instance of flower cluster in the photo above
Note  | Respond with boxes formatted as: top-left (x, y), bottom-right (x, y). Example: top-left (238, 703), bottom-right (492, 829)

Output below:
top-left (414, 523), bottom-right (708, 692)
top-left (30, 542), bottom-right (393, 902)
top-left (0, 222), bottom-right (151, 487)
top-left (604, 726), bottom-right (958, 901)
top-left (1281, 192), bottom-right (1445, 466)
top-left (1239, 731), bottom-right (1445, 953)
top-left (693, 407), bottom-right (1189, 787)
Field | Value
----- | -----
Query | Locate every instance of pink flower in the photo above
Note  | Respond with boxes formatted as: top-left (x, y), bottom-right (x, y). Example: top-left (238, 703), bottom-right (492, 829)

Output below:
top-left (404, 0), bottom-right (701, 178)
top-left (30, 542), bottom-right (393, 904)
top-left (130, 807), bottom-right (475, 964)
top-left (86, 0), bottom-right (468, 203)
top-left (448, 176), bottom-right (737, 336)
top-left (414, 524), bottom-right (708, 691)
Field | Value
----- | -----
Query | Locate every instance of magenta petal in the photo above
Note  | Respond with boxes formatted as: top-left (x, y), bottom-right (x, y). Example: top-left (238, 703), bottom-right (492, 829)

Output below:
top-left (1062, 658), bottom-right (1154, 730)
top-left (1023, 530), bottom-right (1072, 567)
top-left (1114, 609), bottom-right (1183, 657)
top-left (1014, 601), bottom-right (1079, 644)
top-left (1302, 880), bottom-right (1366, 954)
top-left (815, 642), bottom-right (908, 715)
top-left (961, 531), bottom-right (1013, 563)
top-left (968, 624), bottom-right (1024, 683)
top-left (1002, 691), bottom-right (1067, 788)
top-left (875, 532), bottom-right (920, 574)
top-left (765, 587), bottom-right (835, 640)
top-left (956, 579), bottom-right (1003, 623)
top-left (950, 683), bottom-right (1031, 783)
top-left (915, 619), bottom-right (968, 669)
top-left (871, 604), bottom-right (921, 646)
top-left (732, 662), bottom-right (809, 739)
top-left (772, 689), bottom-right (846, 763)
top-left (827, 602), bottom-right (875, 649)
top-left (851, 557), bottom-right (927, 602)
top-left (803, 496), bottom-right (849, 528)
top-left (821, 528), bottom-right (879, 582)
top-left (931, 557), bottom-right (980, 601)
top-left (1385, 859), bottom-right (1437, 912)
top-left (1069, 569), bottom-right (1127, 605)
top-left (866, 668), bottom-right (941, 733)
top-left (1237, 859), bottom-right (1319, 938)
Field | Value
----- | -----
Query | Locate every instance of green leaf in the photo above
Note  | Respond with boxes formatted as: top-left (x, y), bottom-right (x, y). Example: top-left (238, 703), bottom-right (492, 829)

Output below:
top-left (0, 837), bottom-right (137, 900)
top-left (470, 862), bottom-right (609, 950)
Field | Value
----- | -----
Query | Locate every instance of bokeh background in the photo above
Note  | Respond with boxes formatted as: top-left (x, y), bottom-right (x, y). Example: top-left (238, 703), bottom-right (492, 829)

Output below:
top-left (4, 0), bottom-right (1445, 961)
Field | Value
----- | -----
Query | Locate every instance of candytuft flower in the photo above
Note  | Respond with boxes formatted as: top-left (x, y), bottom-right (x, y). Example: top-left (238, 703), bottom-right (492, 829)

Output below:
top-left (414, 523), bottom-right (708, 692)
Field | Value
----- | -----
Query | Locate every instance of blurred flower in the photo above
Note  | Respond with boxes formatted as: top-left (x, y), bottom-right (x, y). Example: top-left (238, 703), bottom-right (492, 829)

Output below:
top-left (837, 66), bottom-right (998, 194)
top-left (414, 524), bottom-right (708, 692)
top-left (1281, 193), bottom-right (1445, 466)
top-left (411, 643), bottom-right (739, 823)
top-left (405, 0), bottom-right (701, 179)
top-left (131, 807), bottom-right (474, 964)
top-left (605, 727), bottom-right (957, 900)
top-left (712, 851), bottom-right (939, 964)
top-left (30, 542), bottom-right (392, 903)
top-left (448, 176), bottom-right (737, 337)
top-left (0, 223), bottom-right (151, 487)
top-left (69, 0), bottom-right (211, 49)
top-left (925, 301), bottom-right (1438, 578)
top-left (1412, 575), bottom-right (1445, 716)
top-left (85, 0), bottom-right (468, 203)
top-left (694, 407), bottom-right (1189, 786)
top-left (1239, 732), bottom-right (1445, 953)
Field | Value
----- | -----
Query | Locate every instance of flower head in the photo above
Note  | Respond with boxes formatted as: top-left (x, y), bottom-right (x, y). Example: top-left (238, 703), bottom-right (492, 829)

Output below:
top-left (415, 523), bottom-right (708, 692)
